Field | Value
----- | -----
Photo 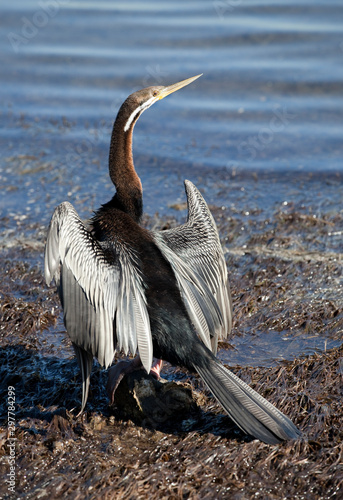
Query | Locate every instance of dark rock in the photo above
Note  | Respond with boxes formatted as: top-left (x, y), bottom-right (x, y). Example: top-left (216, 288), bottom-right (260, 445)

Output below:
top-left (112, 370), bottom-right (199, 429)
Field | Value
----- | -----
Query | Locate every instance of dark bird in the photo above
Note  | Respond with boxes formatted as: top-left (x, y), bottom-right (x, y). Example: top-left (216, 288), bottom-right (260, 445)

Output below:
top-left (45, 75), bottom-right (300, 444)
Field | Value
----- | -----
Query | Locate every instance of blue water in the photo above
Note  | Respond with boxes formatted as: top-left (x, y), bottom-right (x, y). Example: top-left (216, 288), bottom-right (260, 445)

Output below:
top-left (0, 0), bottom-right (342, 241)
top-left (1, 2), bottom-right (343, 203)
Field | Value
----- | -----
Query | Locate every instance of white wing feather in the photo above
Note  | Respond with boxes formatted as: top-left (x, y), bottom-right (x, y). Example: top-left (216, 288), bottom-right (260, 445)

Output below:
top-left (153, 180), bottom-right (232, 353)
top-left (45, 201), bottom-right (152, 372)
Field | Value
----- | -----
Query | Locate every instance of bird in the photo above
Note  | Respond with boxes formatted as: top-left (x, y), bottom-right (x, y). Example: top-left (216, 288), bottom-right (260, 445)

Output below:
top-left (45, 74), bottom-right (300, 444)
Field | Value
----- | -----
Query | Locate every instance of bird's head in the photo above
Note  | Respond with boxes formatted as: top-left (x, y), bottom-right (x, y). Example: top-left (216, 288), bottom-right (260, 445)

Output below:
top-left (121, 74), bottom-right (202, 132)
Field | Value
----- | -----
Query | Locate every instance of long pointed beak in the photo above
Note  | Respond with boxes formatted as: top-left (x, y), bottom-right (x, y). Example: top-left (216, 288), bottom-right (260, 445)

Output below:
top-left (157, 74), bottom-right (202, 100)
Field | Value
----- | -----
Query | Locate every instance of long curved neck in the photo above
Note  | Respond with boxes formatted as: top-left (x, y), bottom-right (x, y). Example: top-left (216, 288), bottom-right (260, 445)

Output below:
top-left (108, 101), bottom-right (143, 222)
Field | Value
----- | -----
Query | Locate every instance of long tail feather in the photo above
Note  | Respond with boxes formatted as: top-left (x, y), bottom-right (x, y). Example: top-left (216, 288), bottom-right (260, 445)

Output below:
top-left (73, 344), bottom-right (93, 413)
top-left (195, 358), bottom-right (300, 444)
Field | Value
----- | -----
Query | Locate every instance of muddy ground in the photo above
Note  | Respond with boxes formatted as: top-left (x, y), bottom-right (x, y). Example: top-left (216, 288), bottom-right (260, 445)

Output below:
top-left (0, 180), bottom-right (342, 499)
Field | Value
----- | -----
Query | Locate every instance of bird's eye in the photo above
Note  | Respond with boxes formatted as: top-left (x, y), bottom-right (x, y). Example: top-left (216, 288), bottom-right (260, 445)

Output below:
top-left (153, 91), bottom-right (158, 97)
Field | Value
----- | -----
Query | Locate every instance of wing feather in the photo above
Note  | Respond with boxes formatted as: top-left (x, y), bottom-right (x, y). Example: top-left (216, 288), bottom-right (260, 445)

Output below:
top-left (44, 201), bottom-right (152, 372)
top-left (153, 180), bottom-right (232, 353)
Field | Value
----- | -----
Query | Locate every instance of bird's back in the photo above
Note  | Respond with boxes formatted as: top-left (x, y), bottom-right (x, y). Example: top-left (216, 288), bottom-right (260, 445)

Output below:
top-left (92, 202), bottom-right (204, 370)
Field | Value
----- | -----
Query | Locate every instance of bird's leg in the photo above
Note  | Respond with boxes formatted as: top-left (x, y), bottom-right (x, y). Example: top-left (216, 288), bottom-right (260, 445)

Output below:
top-left (107, 356), bottom-right (164, 404)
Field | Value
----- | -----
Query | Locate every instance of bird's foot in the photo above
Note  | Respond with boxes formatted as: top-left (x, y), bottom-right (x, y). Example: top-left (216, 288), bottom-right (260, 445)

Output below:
top-left (107, 356), bottom-right (164, 405)
top-left (107, 356), bottom-right (142, 405)
top-left (150, 358), bottom-right (163, 380)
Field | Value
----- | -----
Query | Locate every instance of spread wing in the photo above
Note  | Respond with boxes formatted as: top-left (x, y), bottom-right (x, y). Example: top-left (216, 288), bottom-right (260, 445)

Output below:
top-left (44, 201), bottom-right (152, 410)
top-left (153, 180), bottom-right (232, 354)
